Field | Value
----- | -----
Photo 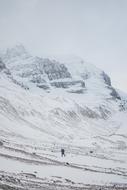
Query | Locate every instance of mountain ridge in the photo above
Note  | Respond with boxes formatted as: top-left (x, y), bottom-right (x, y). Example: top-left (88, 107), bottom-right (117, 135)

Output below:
top-left (0, 45), bottom-right (127, 188)
top-left (0, 45), bottom-right (121, 98)
top-left (0, 44), bottom-right (126, 143)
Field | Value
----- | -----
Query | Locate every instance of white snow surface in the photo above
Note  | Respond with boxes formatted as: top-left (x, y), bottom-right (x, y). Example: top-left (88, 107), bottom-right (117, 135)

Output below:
top-left (0, 45), bottom-right (127, 187)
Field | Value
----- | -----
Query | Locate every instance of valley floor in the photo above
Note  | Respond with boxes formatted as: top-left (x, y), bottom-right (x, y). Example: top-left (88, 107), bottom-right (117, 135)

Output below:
top-left (0, 138), bottom-right (127, 190)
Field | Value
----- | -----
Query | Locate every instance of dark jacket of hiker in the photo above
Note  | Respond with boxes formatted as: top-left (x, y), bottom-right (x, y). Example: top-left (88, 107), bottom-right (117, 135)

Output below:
top-left (61, 148), bottom-right (65, 157)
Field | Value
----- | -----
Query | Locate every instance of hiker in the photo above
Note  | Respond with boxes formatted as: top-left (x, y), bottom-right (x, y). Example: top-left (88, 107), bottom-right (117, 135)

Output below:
top-left (61, 148), bottom-right (65, 157)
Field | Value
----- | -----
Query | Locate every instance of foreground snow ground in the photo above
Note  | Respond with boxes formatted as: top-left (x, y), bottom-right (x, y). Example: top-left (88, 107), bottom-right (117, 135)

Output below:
top-left (0, 109), bottom-right (127, 189)
top-left (0, 138), bottom-right (127, 189)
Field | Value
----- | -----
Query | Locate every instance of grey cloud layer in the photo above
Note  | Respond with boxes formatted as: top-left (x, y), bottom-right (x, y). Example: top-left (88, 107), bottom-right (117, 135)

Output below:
top-left (0, 0), bottom-right (127, 92)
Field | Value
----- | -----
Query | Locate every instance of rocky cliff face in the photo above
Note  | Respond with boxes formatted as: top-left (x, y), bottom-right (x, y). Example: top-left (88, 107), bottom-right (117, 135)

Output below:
top-left (0, 45), bottom-right (124, 125)
top-left (0, 58), bottom-right (6, 71)
top-left (0, 58), bottom-right (11, 76)
top-left (101, 71), bottom-right (111, 86)
top-left (1, 45), bottom-right (119, 96)
top-left (0, 45), bottom-right (124, 129)
top-left (1, 45), bottom-right (87, 93)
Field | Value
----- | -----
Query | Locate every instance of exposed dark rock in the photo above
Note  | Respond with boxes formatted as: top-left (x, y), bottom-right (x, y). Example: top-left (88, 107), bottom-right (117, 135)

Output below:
top-left (51, 81), bottom-right (68, 88)
top-left (98, 106), bottom-right (111, 119)
top-left (9, 76), bottom-right (29, 90)
top-left (0, 96), bottom-right (19, 118)
top-left (50, 80), bottom-right (85, 89)
top-left (68, 89), bottom-right (85, 94)
top-left (12, 57), bottom-right (72, 89)
top-left (101, 71), bottom-right (121, 100)
top-left (22, 173), bottom-right (36, 178)
top-left (0, 58), bottom-right (11, 75)
top-left (0, 141), bottom-right (3, 146)
top-left (76, 104), bottom-right (111, 119)
top-left (0, 58), bottom-right (6, 71)
top-left (43, 59), bottom-right (71, 81)
top-left (108, 87), bottom-right (121, 100)
top-left (30, 75), bottom-right (46, 84)
top-left (119, 100), bottom-right (127, 111)
top-left (77, 105), bottom-right (100, 119)
top-left (101, 71), bottom-right (111, 86)
top-left (37, 84), bottom-right (50, 90)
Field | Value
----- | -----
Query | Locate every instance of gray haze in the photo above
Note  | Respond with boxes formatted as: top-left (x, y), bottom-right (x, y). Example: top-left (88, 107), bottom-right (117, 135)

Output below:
top-left (0, 0), bottom-right (127, 92)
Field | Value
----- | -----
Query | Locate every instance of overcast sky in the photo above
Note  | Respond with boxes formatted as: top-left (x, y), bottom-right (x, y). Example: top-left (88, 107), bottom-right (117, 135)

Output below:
top-left (0, 0), bottom-right (127, 92)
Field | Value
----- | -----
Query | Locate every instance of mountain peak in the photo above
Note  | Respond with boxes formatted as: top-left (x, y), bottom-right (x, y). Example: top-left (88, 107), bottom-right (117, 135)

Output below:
top-left (5, 44), bottom-right (28, 59)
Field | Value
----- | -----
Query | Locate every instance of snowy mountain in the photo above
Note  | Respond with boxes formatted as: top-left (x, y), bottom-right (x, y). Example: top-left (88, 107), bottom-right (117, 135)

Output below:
top-left (0, 45), bottom-right (127, 189)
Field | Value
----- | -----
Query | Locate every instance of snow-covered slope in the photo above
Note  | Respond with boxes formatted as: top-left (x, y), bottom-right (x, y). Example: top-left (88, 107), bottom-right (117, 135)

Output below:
top-left (0, 45), bottom-right (127, 189)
